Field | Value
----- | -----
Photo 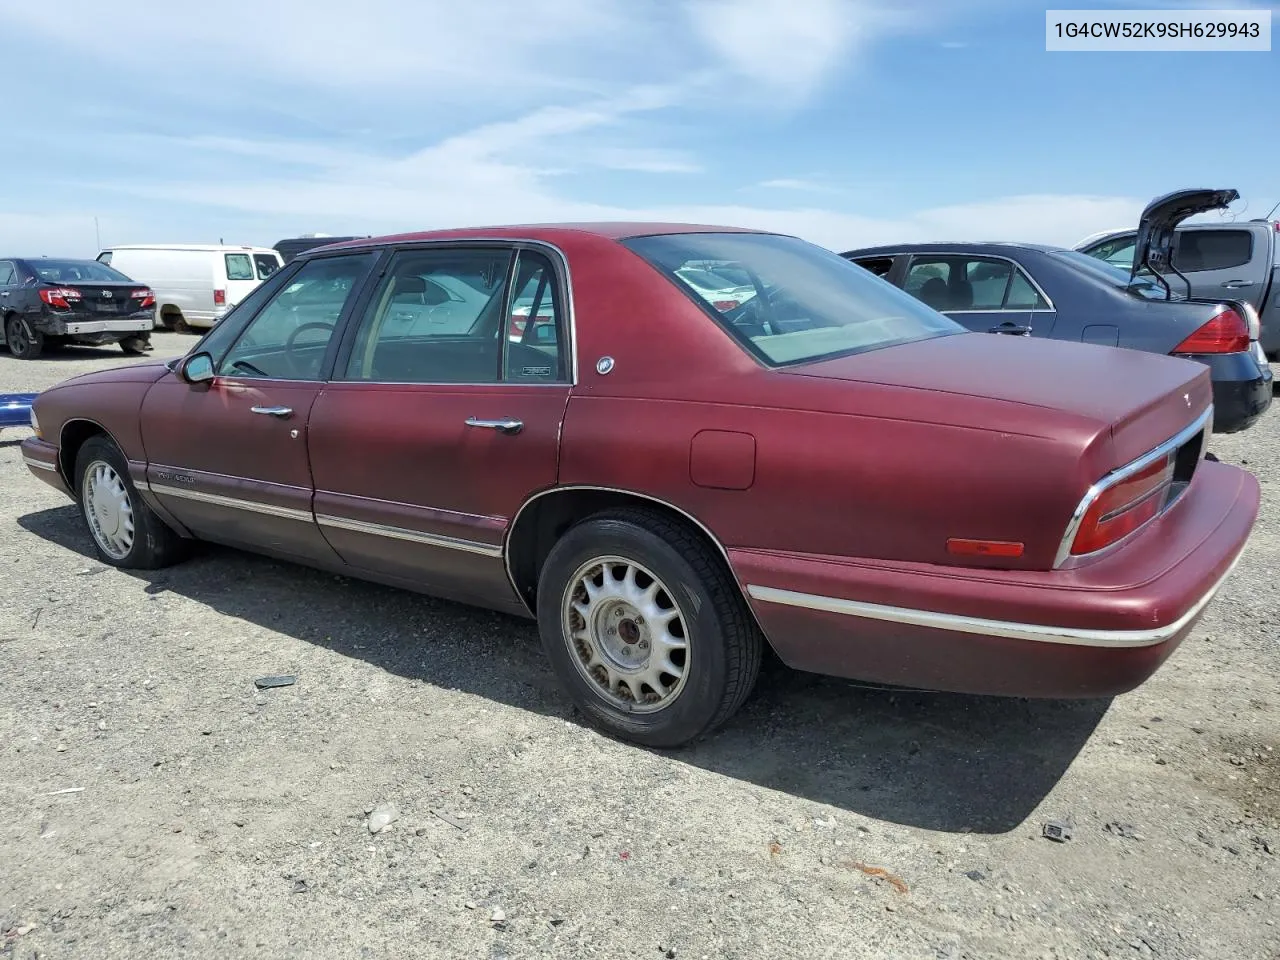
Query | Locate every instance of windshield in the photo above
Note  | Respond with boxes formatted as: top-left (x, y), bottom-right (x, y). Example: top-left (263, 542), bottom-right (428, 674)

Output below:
top-left (1050, 249), bottom-right (1174, 301)
top-left (30, 259), bottom-right (132, 283)
top-left (623, 233), bottom-right (964, 366)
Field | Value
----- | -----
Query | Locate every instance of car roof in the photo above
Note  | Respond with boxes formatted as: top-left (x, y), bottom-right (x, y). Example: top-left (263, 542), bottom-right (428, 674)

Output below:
top-left (104, 244), bottom-right (273, 252)
top-left (840, 241), bottom-right (1069, 258)
top-left (311, 222), bottom-right (779, 255)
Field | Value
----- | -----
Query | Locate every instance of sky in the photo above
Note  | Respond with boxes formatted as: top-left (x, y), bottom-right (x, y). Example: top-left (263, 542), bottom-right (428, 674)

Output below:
top-left (2, 0), bottom-right (1277, 256)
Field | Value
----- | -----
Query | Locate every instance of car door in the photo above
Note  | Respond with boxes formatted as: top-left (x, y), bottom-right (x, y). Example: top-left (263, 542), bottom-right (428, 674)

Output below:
top-left (0, 261), bottom-right (17, 315)
top-left (139, 251), bottom-right (380, 562)
top-left (1172, 225), bottom-right (1270, 307)
top-left (901, 254), bottom-right (1056, 337)
top-left (307, 244), bottom-right (571, 611)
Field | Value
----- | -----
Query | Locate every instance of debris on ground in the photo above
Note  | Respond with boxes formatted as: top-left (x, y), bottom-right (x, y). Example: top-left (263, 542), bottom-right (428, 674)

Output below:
top-left (964, 870), bottom-right (986, 881)
top-left (254, 675), bottom-right (297, 689)
top-left (1042, 820), bottom-right (1074, 843)
top-left (841, 861), bottom-right (909, 894)
top-left (367, 802), bottom-right (399, 834)
top-left (430, 808), bottom-right (469, 832)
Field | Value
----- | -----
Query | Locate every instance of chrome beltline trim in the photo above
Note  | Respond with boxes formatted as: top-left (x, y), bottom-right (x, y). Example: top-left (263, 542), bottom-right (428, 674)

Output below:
top-left (22, 455), bottom-right (57, 472)
top-left (745, 550), bottom-right (1242, 649)
top-left (149, 483), bottom-right (314, 522)
top-left (316, 513), bottom-right (503, 557)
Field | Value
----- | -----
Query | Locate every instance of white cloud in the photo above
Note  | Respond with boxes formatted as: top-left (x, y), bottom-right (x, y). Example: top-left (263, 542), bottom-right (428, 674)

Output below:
top-left (686, 0), bottom-right (909, 96)
top-left (756, 178), bottom-right (831, 192)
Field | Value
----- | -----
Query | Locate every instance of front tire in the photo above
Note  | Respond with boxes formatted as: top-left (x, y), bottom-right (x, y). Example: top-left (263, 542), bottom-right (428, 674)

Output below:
top-left (536, 508), bottom-right (762, 748)
top-left (6, 315), bottom-right (44, 359)
top-left (74, 436), bottom-right (187, 569)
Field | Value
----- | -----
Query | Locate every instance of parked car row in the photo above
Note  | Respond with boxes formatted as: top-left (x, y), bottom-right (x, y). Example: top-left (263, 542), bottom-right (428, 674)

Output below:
top-left (845, 189), bottom-right (1274, 435)
top-left (21, 215), bottom-right (1261, 747)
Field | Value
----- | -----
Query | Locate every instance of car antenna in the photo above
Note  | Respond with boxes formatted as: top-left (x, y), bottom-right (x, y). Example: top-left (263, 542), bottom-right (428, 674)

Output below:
top-left (1265, 200), bottom-right (1280, 221)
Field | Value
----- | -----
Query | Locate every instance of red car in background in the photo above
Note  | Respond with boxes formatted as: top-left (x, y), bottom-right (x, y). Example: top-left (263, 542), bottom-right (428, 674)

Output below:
top-left (21, 223), bottom-right (1258, 747)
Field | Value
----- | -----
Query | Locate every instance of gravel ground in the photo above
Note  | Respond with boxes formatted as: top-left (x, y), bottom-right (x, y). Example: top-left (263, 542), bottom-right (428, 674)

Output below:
top-left (1, 332), bottom-right (1277, 960)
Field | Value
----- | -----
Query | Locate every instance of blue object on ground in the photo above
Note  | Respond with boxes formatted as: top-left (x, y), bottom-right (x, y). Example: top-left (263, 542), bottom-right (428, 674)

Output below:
top-left (0, 393), bottom-right (37, 429)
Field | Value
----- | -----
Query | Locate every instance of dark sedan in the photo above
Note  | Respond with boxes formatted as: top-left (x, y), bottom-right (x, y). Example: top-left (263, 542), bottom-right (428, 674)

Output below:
top-left (0, 257), bottom-right (156, 359)
top-left (841, 242), bottom-right (1272, 434)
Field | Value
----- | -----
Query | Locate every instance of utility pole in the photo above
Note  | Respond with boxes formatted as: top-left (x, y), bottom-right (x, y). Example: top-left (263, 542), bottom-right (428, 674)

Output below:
top-left (94, 216), bottom-right (101, 251)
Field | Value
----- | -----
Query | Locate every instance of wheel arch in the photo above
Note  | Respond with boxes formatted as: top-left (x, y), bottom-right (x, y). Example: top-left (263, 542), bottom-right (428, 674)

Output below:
top-left (58, 418), bottom-right (125, 490)
top-left (503, 485), bottom-right (758, 624)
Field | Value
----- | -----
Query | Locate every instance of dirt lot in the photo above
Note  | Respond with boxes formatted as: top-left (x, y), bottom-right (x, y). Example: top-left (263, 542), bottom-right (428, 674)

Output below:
top-left (1, 332), bottom-right (1277, 960)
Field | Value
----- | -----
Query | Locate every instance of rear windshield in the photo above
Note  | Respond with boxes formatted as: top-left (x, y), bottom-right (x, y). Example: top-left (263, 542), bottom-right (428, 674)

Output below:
top-left (623, 232), bottom-right (964, 366)
top-left (30, 259), bottom-right (131, 283)
top-left (1051, 249), bottom-right (1176, 301)
top-left (253, 253), bottom-right (280, 280)
top-left (225, 253), bottom-right (254, 281)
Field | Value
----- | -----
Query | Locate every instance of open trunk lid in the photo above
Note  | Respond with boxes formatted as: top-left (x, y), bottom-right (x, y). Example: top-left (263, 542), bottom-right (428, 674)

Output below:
top-left (1132, 187), bottom-right (1239, 286)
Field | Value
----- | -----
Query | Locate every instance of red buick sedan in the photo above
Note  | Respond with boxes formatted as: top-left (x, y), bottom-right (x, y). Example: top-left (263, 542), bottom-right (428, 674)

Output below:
top-left (21, 224), bottom-right (1259, 747)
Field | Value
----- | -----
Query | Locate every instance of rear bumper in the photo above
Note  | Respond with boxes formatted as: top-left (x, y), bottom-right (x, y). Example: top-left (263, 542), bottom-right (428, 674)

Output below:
top-left (733, 460), bottom-right (1258, 698)
top-left (1196, 351), bottom-right (1273, 433)
top-left (35, 315), bottom-right (154, 338)
top-left (20, 436), bottom-right (70, 496)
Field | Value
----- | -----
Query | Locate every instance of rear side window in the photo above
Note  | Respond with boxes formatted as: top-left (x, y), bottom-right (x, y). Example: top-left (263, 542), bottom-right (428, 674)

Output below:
top-left (1175, 230), bottom-right (1252, 272)
top-left (254, 253), bottom-right (280, 280)
top-left (851, 256), bottom-right (895, 278)
top-left (225, 254), bottom-right (254, 281)
top-left (903, 256), bottom-right (1047, 311)
top-left (0, 262), bottom-right (14, 285)
top-left (623, 232), bottom-right (963, 367)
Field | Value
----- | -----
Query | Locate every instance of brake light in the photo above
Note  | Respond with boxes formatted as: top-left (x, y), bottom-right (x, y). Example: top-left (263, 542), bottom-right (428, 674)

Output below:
top-left (213, 288), bottom-right (227, 305)
top-left (1172, 307), bottom-right (1249, 354)
top-left (131, 288), bottom-right (156, 309)
top-left (1070, 453), bottom-right (1175, 556)
top-left (39, 287), bottom-right (82, 309)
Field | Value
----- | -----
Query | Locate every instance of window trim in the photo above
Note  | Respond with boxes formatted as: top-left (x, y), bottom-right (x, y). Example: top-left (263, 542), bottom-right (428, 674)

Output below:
top-left (327, 239), bottom-right (577, 387)
top-left (900, 252), bottom-right (1056, 313)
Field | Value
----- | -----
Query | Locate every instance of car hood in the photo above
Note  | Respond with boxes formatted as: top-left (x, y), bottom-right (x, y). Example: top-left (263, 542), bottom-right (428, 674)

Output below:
top-left (1132, 187), bottom-right (1239, 280)
top-left (784, 331), bottom-right (1212, 465)
top-left (46, 359), bottom-right (175, 391)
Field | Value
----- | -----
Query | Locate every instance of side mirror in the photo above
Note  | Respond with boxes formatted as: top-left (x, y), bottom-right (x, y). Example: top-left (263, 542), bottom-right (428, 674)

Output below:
top-left (178, 352), bottom-right (215, 384)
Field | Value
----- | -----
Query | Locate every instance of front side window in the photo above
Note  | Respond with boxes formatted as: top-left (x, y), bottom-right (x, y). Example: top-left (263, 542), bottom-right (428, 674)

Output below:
top-left (219, 253), bottom-right (376, 381)
top-left (903, 256), bottom-right (1047, 311)
top-left (225, 253), bottom-right (254, 281)
top-left (254, 253), bottom-right (281, 280)
top-left (343, 248), bottom-right (513, 383)
top-left (623, 233), bottom-right (963, 367)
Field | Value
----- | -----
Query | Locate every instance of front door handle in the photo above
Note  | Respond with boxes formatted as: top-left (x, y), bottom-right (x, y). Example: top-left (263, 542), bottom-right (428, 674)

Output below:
top-left (1221, 280), bottom-right (1256, 288)
top-left (250, 405), bottom-right (294, 418)
top-left (465, 417), bottom-right (523, 435)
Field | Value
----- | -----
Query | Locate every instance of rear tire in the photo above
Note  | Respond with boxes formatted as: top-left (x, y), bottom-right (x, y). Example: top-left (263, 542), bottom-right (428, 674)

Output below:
top-left (74, 436), bottom-right (187, 570)
top-left (535, 507), bottom-right (762, 748)
top-left (120, 335), bottom-right (150, 355)
top-left (5, 315), bottom-right (44, 359)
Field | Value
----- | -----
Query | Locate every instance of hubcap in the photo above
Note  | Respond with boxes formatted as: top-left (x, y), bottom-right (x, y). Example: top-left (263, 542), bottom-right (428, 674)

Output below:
top-left (9, 319), bottom-right (28, 353)
top-left (562, 556), bottom-right (690, 713)
top-left (82, 460), bottom-right (135, 560)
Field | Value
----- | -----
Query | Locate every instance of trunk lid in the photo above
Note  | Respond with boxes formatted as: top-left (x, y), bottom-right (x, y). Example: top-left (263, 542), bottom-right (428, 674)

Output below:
top-left (51, 282), bottom-right (150, 316)
top-left (786, 332), bottom-right (1213, 466)
top-left (1132, 188), bottom-right (1239, 285)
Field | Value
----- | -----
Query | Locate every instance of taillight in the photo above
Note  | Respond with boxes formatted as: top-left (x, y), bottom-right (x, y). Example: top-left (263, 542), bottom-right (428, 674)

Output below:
top-left (38, 287), bottom-right (82, 309)
top-left (131, 288), bottom-right (156, 309)
top-left (1172, 307), bottom-right (1249, 354)
top-left (213, 288), bottom-right (227, 305)
top-left (1070, 453), bottom-right (1175, 556)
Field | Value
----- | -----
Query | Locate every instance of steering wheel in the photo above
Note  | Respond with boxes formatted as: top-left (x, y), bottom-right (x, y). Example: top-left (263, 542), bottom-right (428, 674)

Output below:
top-left (285, 321), bottom-right (335, 353)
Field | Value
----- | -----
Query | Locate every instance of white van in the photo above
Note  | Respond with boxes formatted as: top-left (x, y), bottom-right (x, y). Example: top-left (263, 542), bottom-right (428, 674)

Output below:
top-left (96, 244), bottom-right (284, 330)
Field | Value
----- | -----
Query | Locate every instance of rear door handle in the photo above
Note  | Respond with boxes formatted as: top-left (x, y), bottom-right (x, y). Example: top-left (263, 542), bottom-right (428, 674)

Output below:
top-left (250, 405), bottom-right (294, 418)
top-left (989, 323), bottom-right (1032, 336)
top-left (1221, 280), bottom-right (1256, 288)
top-left (465, 417), bottom-right (523, 435)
